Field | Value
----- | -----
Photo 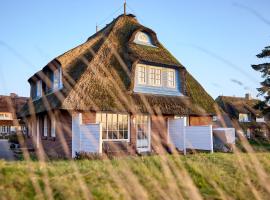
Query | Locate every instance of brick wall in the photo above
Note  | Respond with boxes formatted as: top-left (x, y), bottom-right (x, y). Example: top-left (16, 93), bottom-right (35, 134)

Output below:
top-left (150, 115), bottom-right (170, 154)
top-left (189, 116), bottom-right (212, 126)
top-left (24, 110), bottom-right (72, 159)
top-left (82, 112), bottom-right (96, 124)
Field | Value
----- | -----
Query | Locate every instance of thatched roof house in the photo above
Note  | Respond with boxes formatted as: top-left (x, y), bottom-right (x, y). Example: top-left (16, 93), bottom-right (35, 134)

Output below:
top-left (20, 14), bottom-right (215, 117)
top-left (20, 14), bottom-right (217, 158)
top-left (0, 93), bottom-right (28, 134)
top-left (216, 94), bottom-right (269, 139)
top-left (215, 94), bottom-right (262, 121)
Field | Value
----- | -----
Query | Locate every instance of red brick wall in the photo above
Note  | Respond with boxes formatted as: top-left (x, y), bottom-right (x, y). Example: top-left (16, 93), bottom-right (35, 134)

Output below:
top-left (82, 112), bottom-right (96, 124)
top-left (189, 116), bottom-right (212, 126)
top-left (129, 115), bottom-right (137, 154)
top-left (151, 115), bottom-right (170, 154)
top-left (24, 112), bottom-right (178, 158)
top-left (24, 110), bottom-right (72, 159)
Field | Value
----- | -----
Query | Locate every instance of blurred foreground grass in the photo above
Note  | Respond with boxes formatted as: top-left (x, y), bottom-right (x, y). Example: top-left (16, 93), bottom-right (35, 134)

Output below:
top-left (1, 153), bottom-right (270, 200)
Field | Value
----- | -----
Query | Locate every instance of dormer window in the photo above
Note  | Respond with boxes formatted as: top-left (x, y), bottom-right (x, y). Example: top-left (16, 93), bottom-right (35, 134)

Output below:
top-left (47, 65), bottom-right (63, 94)
top-left (134, 31), bottom-right (155, 46)
top-left (36, 80), bottom-right (42, 99)
top-left (53, 66), bottom-right (63, 90)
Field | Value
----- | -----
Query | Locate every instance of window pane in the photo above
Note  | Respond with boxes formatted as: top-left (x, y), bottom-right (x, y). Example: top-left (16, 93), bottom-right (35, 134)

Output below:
top-left (138, 66), bottom-right (146, 84)
top-left (124, 131), bottom-right (128, 139)
top-left (112, 114), bottom-right (117, 130)
top-left (167, 70), bottom-right (175, 87)
top-left (53, 69), bottom-right (59, 89)
top-left (118, 115), bottom-right (123, 130)
top-left (102, 131), bottom-right (107, 139)
top-left (119, 131), bottom-right (124, 139)
top-left (112, 131), bottom-right (118, 139)
top-left (108, 131), bottom-right (113, 139)
top-left (155, 69), bottom-right (161, 85)
top-left (96, 113), bottom-right (101, 123)
top-left (107, 114), bottom-right (112, 130)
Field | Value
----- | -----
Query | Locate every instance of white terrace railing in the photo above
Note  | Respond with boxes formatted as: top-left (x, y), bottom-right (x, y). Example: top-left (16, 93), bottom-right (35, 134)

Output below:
top-left (168, 118), bottom-right (214, 153)
top-left (72, 113), bottom-right (102, 158)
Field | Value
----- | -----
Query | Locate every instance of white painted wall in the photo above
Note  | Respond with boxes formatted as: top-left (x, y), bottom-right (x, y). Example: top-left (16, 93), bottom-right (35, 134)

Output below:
top-left (72, 113), bottom-right (102, 158)
top-left (185, 126), bottom-right (213, 152)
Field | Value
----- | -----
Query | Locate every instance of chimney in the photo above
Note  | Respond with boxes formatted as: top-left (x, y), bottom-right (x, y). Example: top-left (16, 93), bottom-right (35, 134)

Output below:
top-left (124, 0), bottom-right (127, 15)
top-left (10, 93), bottom-right (18, 98)
top-left (245, 93), bottom-right (252, 100)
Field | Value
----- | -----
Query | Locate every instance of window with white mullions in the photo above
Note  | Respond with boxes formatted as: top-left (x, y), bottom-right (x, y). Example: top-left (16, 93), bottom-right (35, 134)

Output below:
top-left (138, 65), bottom-right (146, 84)
top-left (149, 68), bottom-right (161, 86)
top-left (96, 113), bottom-right (129, 141)
top-left (167, 69), bottom-right (175, 88)
top-left (136, 115), bottom-right (150, 151)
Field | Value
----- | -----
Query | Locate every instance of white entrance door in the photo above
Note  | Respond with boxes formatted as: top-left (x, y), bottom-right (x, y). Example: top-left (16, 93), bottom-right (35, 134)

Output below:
top-left (136, 115), bottom-right (150, 153)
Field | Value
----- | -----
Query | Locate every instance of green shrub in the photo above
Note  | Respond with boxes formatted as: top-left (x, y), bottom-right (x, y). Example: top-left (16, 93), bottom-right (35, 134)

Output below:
top-left (75, 152), bottom-right (104, 160)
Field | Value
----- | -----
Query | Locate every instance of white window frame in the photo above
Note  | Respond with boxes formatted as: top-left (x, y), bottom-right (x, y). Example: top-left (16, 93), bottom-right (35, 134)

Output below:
top-left (137, 65), bottom-right (146, 85)
top-left (44, 115), bottom-right (48, 137)
top-left (134, 32), bottom-right (154, 46)
top-left (36, 80), bottom-right (42, 99)
top-left (239, 113), bottom-right (250, 122)
top-left (51, 116), bottom-right (56, 137)
top-left (149, 67), bottom-right (162, 86)
top-left (59, 67), bottom-right (63, 89)
top-left (0, 113), bottom-right (12, 120)
top-left (96, 113), bottom-right (130, 142)
top-left (167, 69), bottom-right (176, 88)
top-left (48, 65), bottom-right (63, 93)
top-left (53, 69), bottom-right (59, 90)
top-left (135, 115), bottom-right (151, 152)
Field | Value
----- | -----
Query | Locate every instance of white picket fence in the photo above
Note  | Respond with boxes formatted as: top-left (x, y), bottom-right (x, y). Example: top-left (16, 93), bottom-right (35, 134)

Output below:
top-left (72, 113), bottom-right (102, 158)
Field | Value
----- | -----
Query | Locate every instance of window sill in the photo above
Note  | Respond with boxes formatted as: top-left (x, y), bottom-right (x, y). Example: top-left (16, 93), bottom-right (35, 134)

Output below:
top-left (48, 137), bottom-right (56, 141)
top-left (41, 136), bottom-right (47, 140)
top-left (102, 139), bottom-right (129, 142)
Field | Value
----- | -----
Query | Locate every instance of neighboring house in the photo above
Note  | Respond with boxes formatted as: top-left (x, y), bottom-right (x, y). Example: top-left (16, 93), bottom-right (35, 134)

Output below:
top-left (0, 93), bottom-right (28, 136)
top-left (215, 94), bottom-right (269, 139)
top-left (19, 14), bottom-right (217, 158)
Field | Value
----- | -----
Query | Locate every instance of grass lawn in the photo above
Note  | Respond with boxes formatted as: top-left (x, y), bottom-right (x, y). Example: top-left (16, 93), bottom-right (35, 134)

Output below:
top-left (1, 152), bottom-right (270, 200)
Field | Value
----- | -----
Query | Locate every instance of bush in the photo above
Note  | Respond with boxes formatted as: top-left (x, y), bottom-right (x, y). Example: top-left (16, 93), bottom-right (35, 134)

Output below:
top-left (75, 152), bottom-right (104, 160)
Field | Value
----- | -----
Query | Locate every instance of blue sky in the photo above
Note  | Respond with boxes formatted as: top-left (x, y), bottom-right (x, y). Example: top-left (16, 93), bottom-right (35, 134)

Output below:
top-left (0, 0), bottom-right (269, 99)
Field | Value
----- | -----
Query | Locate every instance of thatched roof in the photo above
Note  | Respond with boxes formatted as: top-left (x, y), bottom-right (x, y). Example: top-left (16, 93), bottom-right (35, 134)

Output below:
top-left (215, 96), bottom-right (262, 119)
top-left (20, 14), bottom-right (216, 117)
top-left (0, 95), bottom-right (28, 115)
